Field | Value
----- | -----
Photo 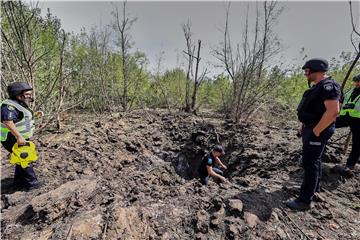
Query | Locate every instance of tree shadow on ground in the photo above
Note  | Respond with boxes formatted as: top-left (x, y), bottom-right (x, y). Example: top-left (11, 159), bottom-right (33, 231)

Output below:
top-left (1, 177), bottom-right (18, 195)
top-left (231, 151), bottom-right (350, 222)
top-left (232, 186), bottom-right (291, 221)
top-left (287, 162), bottom-right (349, 194)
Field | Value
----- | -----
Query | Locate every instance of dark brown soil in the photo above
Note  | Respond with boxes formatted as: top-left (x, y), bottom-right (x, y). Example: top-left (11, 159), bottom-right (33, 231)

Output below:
top-left (1, 110), bottom-right (359, 240)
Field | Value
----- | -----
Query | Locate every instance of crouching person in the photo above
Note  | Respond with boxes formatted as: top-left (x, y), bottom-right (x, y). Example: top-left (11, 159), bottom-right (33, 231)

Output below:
top-left (198, 145), bottom-right (227, 185)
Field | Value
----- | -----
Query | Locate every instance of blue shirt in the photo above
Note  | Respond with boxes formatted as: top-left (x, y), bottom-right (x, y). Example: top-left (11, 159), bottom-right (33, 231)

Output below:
top-left (1, 103), bottom-right (22, 123)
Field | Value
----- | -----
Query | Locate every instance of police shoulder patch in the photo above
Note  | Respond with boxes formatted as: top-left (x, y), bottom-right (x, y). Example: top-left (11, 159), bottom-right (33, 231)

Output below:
top-left (323, 83), bottom-right (333, 91)
top-left (7, 105), bottom-right (15, 111)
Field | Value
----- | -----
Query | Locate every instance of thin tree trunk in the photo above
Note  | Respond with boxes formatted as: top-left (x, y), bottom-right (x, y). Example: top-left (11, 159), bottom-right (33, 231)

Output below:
top-left (191, 40), bottom-right (201, 111)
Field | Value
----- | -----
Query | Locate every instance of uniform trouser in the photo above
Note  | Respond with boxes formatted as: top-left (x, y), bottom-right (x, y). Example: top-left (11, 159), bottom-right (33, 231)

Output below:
top-left (335, 117), bottom-right (360, 167)
top-left (200, 167), bottom-right (223, 185)
top-left (1, 138), bottom-right (39, 189)
top-left (299, 126), bottom-right (334, 204)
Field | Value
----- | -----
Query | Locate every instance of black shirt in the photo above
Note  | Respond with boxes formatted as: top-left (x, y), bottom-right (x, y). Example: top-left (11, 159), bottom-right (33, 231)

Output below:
top-left (297, 77), bottom-right (341, 126)
top-left (198, 152), bottom-right (216, 177)
top-left (348, 87), bottom-right (360, 102)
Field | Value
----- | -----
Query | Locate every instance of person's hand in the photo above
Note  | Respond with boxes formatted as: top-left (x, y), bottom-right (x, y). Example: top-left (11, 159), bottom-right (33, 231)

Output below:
top-left (221, 165), bottom-right (227, 170)
top-left (35, 111), bottom-right (44, 118)
top-left (297, 125), bottom-right (303, 138)
top-left (219, 176), bottom-right (227, 182)
top-left (16, 136), bottom-right (27, 146)
top-left (313, 128), bottom-right (321, 137)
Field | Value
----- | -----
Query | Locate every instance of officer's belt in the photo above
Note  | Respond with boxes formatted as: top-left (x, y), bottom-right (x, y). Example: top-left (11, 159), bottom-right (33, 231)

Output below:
top-left (304, 123), bottom-right (316, 128)
top-left (304, 122), bottom-right (335, 129)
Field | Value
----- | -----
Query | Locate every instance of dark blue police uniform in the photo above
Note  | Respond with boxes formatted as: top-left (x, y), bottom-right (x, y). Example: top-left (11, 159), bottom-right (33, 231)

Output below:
top-left (297, 77), bottom-right (341, 204)
top-left (1, 100), bottom-right (39, 189)
top-left (198, 152), bottom-right (224, 185)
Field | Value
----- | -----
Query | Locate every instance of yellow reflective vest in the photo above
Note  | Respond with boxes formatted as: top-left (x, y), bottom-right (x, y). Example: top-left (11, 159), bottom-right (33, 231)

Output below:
top-left (339, 88), bottom-right (360, 118)
top-left (0, 99), bottom-right (35, 142)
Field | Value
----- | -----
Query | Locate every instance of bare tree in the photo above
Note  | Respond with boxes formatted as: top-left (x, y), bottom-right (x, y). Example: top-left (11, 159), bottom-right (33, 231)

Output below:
top-left (340, 1), bottom-right (360, 154)
top-left (127, 51), bottom-right (148, 110)
top-left (349, 1), bottom-right (360, 52)
top-left (112, 1), bottom-right (137, 111)
top-left (79, 25), bottom-right (114, 112)
top-left (182, 20), bottom-right (208, 113)
top-left (213, 2), bottom-right (283, 121)
top-left (1, 1), bottom-right (67, 129)
top-left (1, 1), bottom-right (42, 103)
top-left (182, 21), bottom-right (193, 112)
top-left (153, 51), bottom-right (173, 113)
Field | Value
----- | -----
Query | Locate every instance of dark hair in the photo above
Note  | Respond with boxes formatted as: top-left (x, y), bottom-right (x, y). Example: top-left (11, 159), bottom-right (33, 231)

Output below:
top-left (213, 145), bottom-right (225, 155)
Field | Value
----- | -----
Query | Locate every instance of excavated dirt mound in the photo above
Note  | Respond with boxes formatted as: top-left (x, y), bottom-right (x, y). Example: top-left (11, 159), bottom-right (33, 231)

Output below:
top-left (1, 110), bottom-right (359, 239)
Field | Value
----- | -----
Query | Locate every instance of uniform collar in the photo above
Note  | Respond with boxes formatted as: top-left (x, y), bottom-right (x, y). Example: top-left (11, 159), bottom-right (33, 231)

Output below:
top-left (9, 98), bottom-right (29, 108)
top-left (319, 76), bottom-right (332, 83)
top-left (353, 87), bottom-right (360, 94)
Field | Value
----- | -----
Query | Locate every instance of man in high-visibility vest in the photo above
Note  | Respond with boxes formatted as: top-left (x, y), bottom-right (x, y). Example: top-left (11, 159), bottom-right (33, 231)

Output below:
top-left (336, 74), bottom-right (360, 171)
top-left (1, 82), bottom-right (43, 190)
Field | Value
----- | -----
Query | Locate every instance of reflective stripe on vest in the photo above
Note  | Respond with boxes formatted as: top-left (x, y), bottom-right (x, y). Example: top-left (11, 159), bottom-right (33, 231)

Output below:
top-left (0, 99), bottom-right (34, 141)
top-left (339, 88), bottom-right (360, 118)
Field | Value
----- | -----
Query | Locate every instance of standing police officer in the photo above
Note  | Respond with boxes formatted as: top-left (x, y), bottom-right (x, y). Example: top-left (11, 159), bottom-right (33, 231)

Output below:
top-left (286, 58), bottom-right (341, 211)
top-left (336, 74), bottom-right (360, 171)
top-left (1, 82), bottom-right (41, 190)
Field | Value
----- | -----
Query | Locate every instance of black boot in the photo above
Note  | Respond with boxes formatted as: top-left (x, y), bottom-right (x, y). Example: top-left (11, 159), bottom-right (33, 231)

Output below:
top-left (285, 199), bottom-right (312, 211)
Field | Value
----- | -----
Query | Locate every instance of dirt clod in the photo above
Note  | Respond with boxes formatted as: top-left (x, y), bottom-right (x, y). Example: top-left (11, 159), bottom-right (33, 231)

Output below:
top-left (1, 110), bottom-right (359, 239)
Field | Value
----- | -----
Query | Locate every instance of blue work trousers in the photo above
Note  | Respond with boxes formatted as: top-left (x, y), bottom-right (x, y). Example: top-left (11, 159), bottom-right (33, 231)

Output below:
top-left (299, 126), bottom-right (334, 204)
top-left (1, 138), bottom-right (39, 189)
top-left (200, 167), bottom-right (223, 185)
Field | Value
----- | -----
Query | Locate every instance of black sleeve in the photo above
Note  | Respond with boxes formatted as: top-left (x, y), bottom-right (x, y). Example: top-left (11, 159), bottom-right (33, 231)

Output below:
top-left (1, 104), bottom-right (19, 122)
top-left (321, 82), bottom-right (341, 101)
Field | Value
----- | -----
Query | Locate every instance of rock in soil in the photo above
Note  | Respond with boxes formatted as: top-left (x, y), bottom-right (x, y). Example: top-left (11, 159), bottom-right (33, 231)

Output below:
top-left (1, 110), bottom-right (359, 239)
